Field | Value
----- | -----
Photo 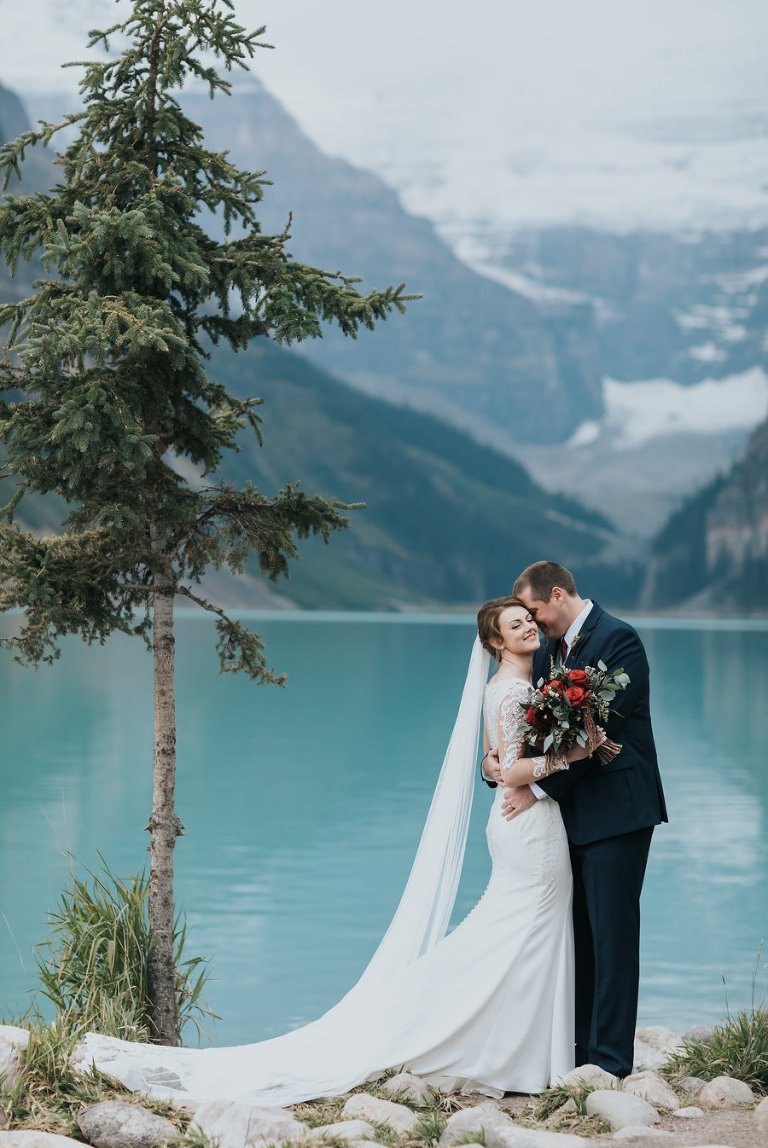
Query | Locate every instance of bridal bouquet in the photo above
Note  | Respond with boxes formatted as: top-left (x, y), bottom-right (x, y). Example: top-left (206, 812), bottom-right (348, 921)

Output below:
top-left (520, 660), bottom-right (630, 764)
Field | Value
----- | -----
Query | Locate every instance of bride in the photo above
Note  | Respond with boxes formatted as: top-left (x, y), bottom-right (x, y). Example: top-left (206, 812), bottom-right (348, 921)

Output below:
top-left (76, 597), bottom-right (602, 1103)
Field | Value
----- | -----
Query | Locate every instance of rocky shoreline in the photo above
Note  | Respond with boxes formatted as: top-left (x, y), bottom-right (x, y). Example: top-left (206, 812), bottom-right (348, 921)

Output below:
top-left (0, 1025), bottom-right (765, 1148)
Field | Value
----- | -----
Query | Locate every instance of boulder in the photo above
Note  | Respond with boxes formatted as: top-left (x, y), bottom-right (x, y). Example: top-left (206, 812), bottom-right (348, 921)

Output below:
top-left (585, 1091), bottom-right (659, 1131)
top-left (0, 1028), bottom-right (30, 1052)
top-left (440, 1104), bottom-right (516, 1146)
top-left (0, 1027), bottom-right (30, 1091)
top-left (697, 1075), bottom-right (754, 1109)
top-left (631, 1042), bottom-right (666, 1074)
top-left (561, 1064), bottom-right (617, 1089)
top-left (380, 1072), bottom-right (435, 1105)
top-left (620, 1072), bottom-right (680, 1111)
top-left (191, 1099), bottom-right (308, 1148)
top-left (308, 1122), bottom-right (376, 1143)
top-left (677, 1076), bottom-right (705, 1096)
top-left (341, 1095), bottom-right (418, 1135)
top-left (755, 1096), bottom-right (768, 1132)
top-left (77, 1102), bottom-right (179, 1148)
top-left (671, 1107), bottom-right (704, 1119)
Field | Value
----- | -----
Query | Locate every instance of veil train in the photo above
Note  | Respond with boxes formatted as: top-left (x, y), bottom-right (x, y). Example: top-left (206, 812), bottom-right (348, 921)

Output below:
top-left (76, 638), bottom-right (491, 1105)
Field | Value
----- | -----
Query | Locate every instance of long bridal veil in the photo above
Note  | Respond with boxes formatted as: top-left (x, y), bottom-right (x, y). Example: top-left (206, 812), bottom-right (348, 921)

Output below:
top-left (77, 637), bottom-right (491, 1105)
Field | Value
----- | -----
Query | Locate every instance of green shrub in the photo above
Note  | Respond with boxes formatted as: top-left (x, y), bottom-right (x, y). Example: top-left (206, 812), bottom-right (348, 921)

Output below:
top-left (34, 856), bottom-right (215, 1043)
top-left (663, 1008), bottom-right (768, 1094)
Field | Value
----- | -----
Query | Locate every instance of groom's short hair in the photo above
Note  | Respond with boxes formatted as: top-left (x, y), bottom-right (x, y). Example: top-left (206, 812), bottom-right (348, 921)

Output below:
top-left (514, 561), bottom-right (578, 601)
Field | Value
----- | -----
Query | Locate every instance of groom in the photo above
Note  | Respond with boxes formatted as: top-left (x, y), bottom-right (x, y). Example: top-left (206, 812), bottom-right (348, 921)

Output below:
top-left (489, 561), bottom-right (667, 1078)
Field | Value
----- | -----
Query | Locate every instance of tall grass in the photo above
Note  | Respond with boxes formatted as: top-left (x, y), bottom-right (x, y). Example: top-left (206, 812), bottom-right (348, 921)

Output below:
top-left (34, 856), bottom-right (215, 1044)
top-left (663, 1008), bottom-right (768, 1094)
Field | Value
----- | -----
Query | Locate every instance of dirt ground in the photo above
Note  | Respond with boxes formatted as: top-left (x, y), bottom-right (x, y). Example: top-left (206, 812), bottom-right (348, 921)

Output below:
top-left (497, 1092), bottom-right (766, 1147)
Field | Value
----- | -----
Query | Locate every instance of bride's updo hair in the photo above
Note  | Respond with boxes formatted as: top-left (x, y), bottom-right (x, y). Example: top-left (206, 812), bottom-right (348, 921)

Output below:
top-left (477, 596), bottom-right (528, 662)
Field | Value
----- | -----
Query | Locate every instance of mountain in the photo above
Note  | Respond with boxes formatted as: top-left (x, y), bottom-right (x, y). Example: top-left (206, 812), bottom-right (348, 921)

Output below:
top-left (641, 418), bottom-right (768, 612)
top-left (0, 81), bottom-right (52, 197)
top-left (163, 81), bottom-right (606, 446)
top-left (191, 340), bottom-right (620, 608)
top-left (12, 338), bottom-right (619, 610)
top-left (0, 77), bottom-right (627, 610)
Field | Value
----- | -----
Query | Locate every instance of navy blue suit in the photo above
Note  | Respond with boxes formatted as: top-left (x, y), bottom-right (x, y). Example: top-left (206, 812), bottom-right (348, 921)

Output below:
top-left (534, 603), bottom-right (667, 1075)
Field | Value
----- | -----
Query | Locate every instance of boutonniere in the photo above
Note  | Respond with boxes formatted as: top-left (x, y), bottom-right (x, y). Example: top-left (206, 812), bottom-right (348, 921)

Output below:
top-left (570, 633), bottom-right (585, 656)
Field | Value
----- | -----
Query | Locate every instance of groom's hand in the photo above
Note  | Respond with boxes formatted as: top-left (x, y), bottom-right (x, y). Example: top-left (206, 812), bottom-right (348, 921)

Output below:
top-left (483, 747), bottom-right (503, 785)
top-left (502, 785), bottom-right (537, 820)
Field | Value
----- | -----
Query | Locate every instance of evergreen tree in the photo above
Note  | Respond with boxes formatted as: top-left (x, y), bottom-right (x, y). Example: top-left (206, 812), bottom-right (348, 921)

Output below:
top-left (0, 0), bottom-right (410, 1044)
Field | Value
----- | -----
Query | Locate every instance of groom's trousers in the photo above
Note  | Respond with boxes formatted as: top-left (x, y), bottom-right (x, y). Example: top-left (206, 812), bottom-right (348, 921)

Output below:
top-left (569, 826), bottom-right (654, 1077)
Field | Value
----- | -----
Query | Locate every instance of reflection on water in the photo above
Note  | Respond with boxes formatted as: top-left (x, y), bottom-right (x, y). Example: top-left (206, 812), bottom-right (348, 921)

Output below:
top-left (0, 613), bottom-right (766, 1042)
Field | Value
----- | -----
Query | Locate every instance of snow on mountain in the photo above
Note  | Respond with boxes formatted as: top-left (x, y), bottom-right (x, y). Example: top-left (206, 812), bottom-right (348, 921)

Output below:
top-left (569, 368), bottom-right (768, 449)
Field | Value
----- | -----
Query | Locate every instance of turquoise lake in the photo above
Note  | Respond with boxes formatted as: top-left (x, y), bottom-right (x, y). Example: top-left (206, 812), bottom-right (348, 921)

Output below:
top-left (1, 613), bottom-right (766, 1045)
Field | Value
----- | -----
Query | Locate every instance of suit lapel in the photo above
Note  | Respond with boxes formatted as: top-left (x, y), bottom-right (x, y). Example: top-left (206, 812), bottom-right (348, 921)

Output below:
top-left (567, 602), bottom-right (603, 667)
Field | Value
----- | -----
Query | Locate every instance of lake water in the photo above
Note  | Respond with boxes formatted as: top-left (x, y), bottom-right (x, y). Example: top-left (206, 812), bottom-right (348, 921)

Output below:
top-left (1, 612), bottom-right (766, 1045)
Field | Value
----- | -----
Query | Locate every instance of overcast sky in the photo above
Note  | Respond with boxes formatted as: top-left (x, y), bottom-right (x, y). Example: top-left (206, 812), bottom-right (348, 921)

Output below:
top-left (2, 1), bottom-right (767, 230)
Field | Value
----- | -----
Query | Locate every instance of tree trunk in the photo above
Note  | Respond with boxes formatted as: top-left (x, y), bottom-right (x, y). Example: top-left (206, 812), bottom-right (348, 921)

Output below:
top-left (147, 544), bottom-right (182, 1044)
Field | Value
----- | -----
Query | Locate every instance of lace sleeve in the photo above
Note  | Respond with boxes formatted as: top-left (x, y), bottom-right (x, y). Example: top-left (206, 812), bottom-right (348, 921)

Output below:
top-left (498, 686), bottom-right (568, 782)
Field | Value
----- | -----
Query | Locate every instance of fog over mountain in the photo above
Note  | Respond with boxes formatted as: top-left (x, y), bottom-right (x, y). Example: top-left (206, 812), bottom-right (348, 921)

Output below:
top-left (4, 0), bottom-right (767, 235)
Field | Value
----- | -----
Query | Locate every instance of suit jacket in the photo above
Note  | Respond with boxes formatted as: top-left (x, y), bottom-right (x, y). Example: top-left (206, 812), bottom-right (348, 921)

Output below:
top-left (533, 602), bottom-right (667, 846)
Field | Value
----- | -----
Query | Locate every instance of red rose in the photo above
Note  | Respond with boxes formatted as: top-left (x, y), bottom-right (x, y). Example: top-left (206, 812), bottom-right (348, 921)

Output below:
top-left (567, 669), bottom-right (589, 685)
top-left (565, 686), bottom-right (590, 707)
top-left (541, 680), bottom-right (563, 695)
top-left (525, 705), bottom-right (546, 729)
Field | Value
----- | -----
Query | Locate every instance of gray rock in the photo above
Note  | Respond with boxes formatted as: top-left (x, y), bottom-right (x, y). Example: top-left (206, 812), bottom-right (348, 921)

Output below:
top-left (671, 1107), bottom-right (704, 1119)
top-left (77, 1101), bottom-right (179, 1148)
top-left (612, 1129), bottom-right (673, 1141)
top-left (621, 1073), bottom-right (680, 1112)
top-left (561, 1064), bottom-right (617, 1089)
top-left (544, 1098), bottom-right (578, 1125)
top-left (634, 1028), bottom-right (681, 1053)
top-left (440, 1105), bottom-right (516, 1146)
top-left (677, 1076), bottom-right (705, 1096)
top-left (191, 1100), bottom-right (308, 1148)
top-left (340, 1095), bottom-right (418, 1135)
top-left (0, 1027), bottom-right (30, 1091)
top-left (631, 1042), bottom-right (666, 1074)
top-left (0, 1137), bottom-right (87, 1148)
top-left (755, 1095), bottom-right (768, 1131)
top-left (697, 1075), bottom-right (754, 1109)
top-left (0, 1028), bottom-right (30, 1052)
top-left (585, 1091), bottom-right (659, 1132)
top-left (380, 1072), bottom-right (435, 1105)
top-left (487, 1129), bottom-right (589, 1147)
top-left (308, 1123), bottom-right (376, 1143)
top-left (681, 1025), bottom-right (714, 1042)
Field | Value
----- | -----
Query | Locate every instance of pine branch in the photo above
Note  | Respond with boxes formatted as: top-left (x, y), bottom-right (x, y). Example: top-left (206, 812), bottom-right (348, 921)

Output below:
top-left (176, 583), bottom-right (284, 682)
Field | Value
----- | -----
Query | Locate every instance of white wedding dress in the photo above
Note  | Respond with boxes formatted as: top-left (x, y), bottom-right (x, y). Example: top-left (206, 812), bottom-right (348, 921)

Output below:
top-left (76, 664), bottom-right (574, 1104)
